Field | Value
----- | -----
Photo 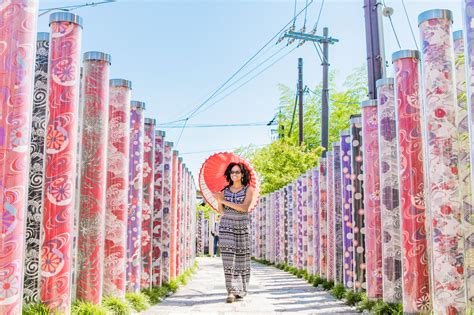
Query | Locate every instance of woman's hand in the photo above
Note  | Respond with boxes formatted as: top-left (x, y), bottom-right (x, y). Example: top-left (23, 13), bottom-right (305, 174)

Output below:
top-left (213, 191), bottom-right (224, 203)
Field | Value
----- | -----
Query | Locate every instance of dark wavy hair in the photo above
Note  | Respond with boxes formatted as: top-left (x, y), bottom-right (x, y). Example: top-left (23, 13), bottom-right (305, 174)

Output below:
top-left (224, 162), bottom-right (251, 187)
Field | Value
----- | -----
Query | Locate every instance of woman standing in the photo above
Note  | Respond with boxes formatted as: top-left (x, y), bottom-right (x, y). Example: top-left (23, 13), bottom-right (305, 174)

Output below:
top-left (214, 162), bottom-right (254, 303)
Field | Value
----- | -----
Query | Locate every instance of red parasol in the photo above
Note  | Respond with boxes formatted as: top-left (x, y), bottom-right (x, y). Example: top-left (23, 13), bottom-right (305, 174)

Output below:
top-left (199, 152), bottom-right (260, 213)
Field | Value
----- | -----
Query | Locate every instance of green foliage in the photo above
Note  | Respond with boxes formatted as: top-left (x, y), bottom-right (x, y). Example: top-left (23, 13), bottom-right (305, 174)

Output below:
top-left (166, 280), bottom-right (180, 293)
top-left (125, 292), bottom-right (151, 312)
top-left (313, 275), bottom-right (324, 287)
top-left (142, 287), bottom-right (166, 305)
top-left (356, 294), bottom-right (377, 312)
top-left (344, 290), bottom-right (363, 306)
top-left (296, 269), bottom-right (304, 278)
top-left (72, 300), bottom-right (109, 315)
top-left (308, 275), bottom-right (315, 283)
top-left (241, 140), bottom-right (323, 194)
top-left (330, 284), bottom-right (346, 300)
top-left (102, 296), bottom-right (132, 315)
top-left (238, 65), bottom-right (366, 195)
top-left (371, 300), bottom-right (403, 315)
top-left (22, 302), bottom-right (51, 315)
top-left (196, 204), bottom-right (215, 220)
top-left (322, 279), bottom-right (334, 291)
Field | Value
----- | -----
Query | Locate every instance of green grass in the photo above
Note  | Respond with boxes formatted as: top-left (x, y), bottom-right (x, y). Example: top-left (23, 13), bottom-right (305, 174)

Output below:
top-left (72, 300), bottom-right (109, 315)
top-left (125, 292), bottom-right (151, 312)
top-left (22, 302), bottom-right (51, 315)
top-left (102, 296), bottom-right (132, 315)
top-left (330, 284), bottom-right (346, 300)
top-left (344, 290), bottom-right (363, 306)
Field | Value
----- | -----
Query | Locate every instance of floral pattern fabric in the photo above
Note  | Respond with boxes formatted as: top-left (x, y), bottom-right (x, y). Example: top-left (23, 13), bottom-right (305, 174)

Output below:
top-left (104, 84), bottom-right (131, 298)
top-left (0, 3), bottom-right (38, 313)
top-left (420, 16), bottom-right (466, 313)
top-left (40, 18), bottom-right (82, 314)
top-left (141, 121), bottom-right (155, 289)
top-left (377, 80), bottom-right (402, 303)
top-left (393, 54), bottom-right (431, 313)
top-left (76, 56), bottom-right (110, 304)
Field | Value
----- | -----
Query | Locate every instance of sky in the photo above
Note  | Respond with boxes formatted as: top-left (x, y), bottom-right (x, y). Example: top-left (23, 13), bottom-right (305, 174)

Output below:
top-left (38, 0), bottom-right (463, 179)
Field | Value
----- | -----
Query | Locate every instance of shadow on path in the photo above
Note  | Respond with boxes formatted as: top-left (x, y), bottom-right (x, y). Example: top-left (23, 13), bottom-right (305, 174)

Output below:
top-left (142, 257), bottom-right (357, 314)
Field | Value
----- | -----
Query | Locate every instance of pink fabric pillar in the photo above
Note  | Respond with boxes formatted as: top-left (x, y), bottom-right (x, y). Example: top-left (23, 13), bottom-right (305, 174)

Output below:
top-left (161, 142), bottom-right (173, 283)
top-left (319, 158), bottom-right (328, 278)
top-left (126, 100), bottom-right (145, 293)
top-left (392, 49), bottom-right (431, 313)
top-left (361, 99), bottom-right (383, 299)
top-left (0, 2), bottom-right (38, 313)
top-left (40, 12), bottom-right (82, 314)
top-left (312, 168), bottom-right (320, 275)
top-left (104, 79), bottom-right (131, 297)
top-left (326, 153), bottom-right (335, 281)
top-left (76, 51), bottom-right (111, 304)
top-left (152, 130), bottom-right (165, 287)
top-left (141, 118), bottom-right (155, 289)
top-left (170, 150), bottom-right (178, 279)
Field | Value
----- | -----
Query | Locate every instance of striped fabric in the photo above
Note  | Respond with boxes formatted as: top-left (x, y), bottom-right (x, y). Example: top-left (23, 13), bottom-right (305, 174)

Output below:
top-left (219, 186), bottom-right (251, 296)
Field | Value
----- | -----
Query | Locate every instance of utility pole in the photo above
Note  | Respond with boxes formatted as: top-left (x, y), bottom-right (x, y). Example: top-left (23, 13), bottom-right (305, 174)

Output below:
top-left (282, 28), bottom-right (338, 155)
top-left (321, 27), bottom-right (329, 157)
top-left (364, 0), bottom-right (386, 99)
top-left (298, 58), bottom-right (304, 146)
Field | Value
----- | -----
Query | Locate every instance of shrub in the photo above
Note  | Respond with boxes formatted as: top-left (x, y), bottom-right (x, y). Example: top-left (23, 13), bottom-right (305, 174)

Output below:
top-left (330, 284), bottom-right (346, 300)
top-left (344, 290), bottom-right (363, 306)
top-left (296, 270), bottom-right (304, 278)
top-left (125, 292), bottom-right (151, 312)
top-left (22, 302), bottom-right (51, 315)
top-left (308, 275), bottom-right (315, 283)
top-left (313, 275), bottom-right (324, 287)
top-left (356, 294), bottom-right (376, 312)
top-left (72, 300), bottom-right (109, 315)
top-left (322, 279), bottom-right (334, 291)
top-left (371, 300), bottom-right (403, 315)
top-left (167, 280), bottom-right (179, 293)
top-left (284, 266), bottom-right (290, 272)
top-left (102, 296), bottom-right (132, 315)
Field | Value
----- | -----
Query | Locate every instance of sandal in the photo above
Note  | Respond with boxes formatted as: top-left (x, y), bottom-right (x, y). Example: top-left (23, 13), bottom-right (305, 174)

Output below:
top-left (226, 294), bottom-right (235, 303)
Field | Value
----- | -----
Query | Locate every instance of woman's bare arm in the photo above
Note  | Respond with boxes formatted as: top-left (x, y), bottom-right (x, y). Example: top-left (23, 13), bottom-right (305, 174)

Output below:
top-left (218, 202), bottom-right (224, 214)
top-left (220, 187), bottom-right (255, 213)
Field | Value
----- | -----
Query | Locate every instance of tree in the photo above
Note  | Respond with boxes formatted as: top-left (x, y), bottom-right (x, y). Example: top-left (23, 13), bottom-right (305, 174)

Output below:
top-left (237, 64), bottom-right (368, 194)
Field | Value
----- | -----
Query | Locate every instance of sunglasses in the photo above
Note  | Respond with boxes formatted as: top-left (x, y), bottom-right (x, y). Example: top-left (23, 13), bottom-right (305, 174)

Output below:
top-left (230, 171), bottom-right (242, 175)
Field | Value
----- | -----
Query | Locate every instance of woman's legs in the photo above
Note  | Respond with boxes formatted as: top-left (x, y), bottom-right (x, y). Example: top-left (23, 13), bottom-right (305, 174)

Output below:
top-left (220, 218), bottom-right (239, 295)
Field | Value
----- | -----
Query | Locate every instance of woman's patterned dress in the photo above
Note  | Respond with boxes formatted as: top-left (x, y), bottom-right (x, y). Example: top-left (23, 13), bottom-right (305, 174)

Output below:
top-left (219, 185), bottom-right (251, 295)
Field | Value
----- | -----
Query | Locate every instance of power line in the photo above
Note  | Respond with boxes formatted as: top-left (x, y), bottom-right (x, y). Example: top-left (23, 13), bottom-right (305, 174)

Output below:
top-left (39, 1), bottom-right (115, 16)
top-left (288, 84), bottom-right (299, 136)
top-left (312, 0), bottom-right (325, 32)
top-left (164, 0), bottom-right (314, 124)
top-left (305, 87), bottom-right (361, 105)
top-left (401, 0), bottom-right (419, 50)
top-left (180, 144), bottom-right (267, 155)
top-left (191, 46), bottom-right (299, 118)
top-left (159, 122), bottom-right (269, 128)
top-left (193, 45), bottom-right (288, 110)
top-left (174, 118), bottom-right (189, 149)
